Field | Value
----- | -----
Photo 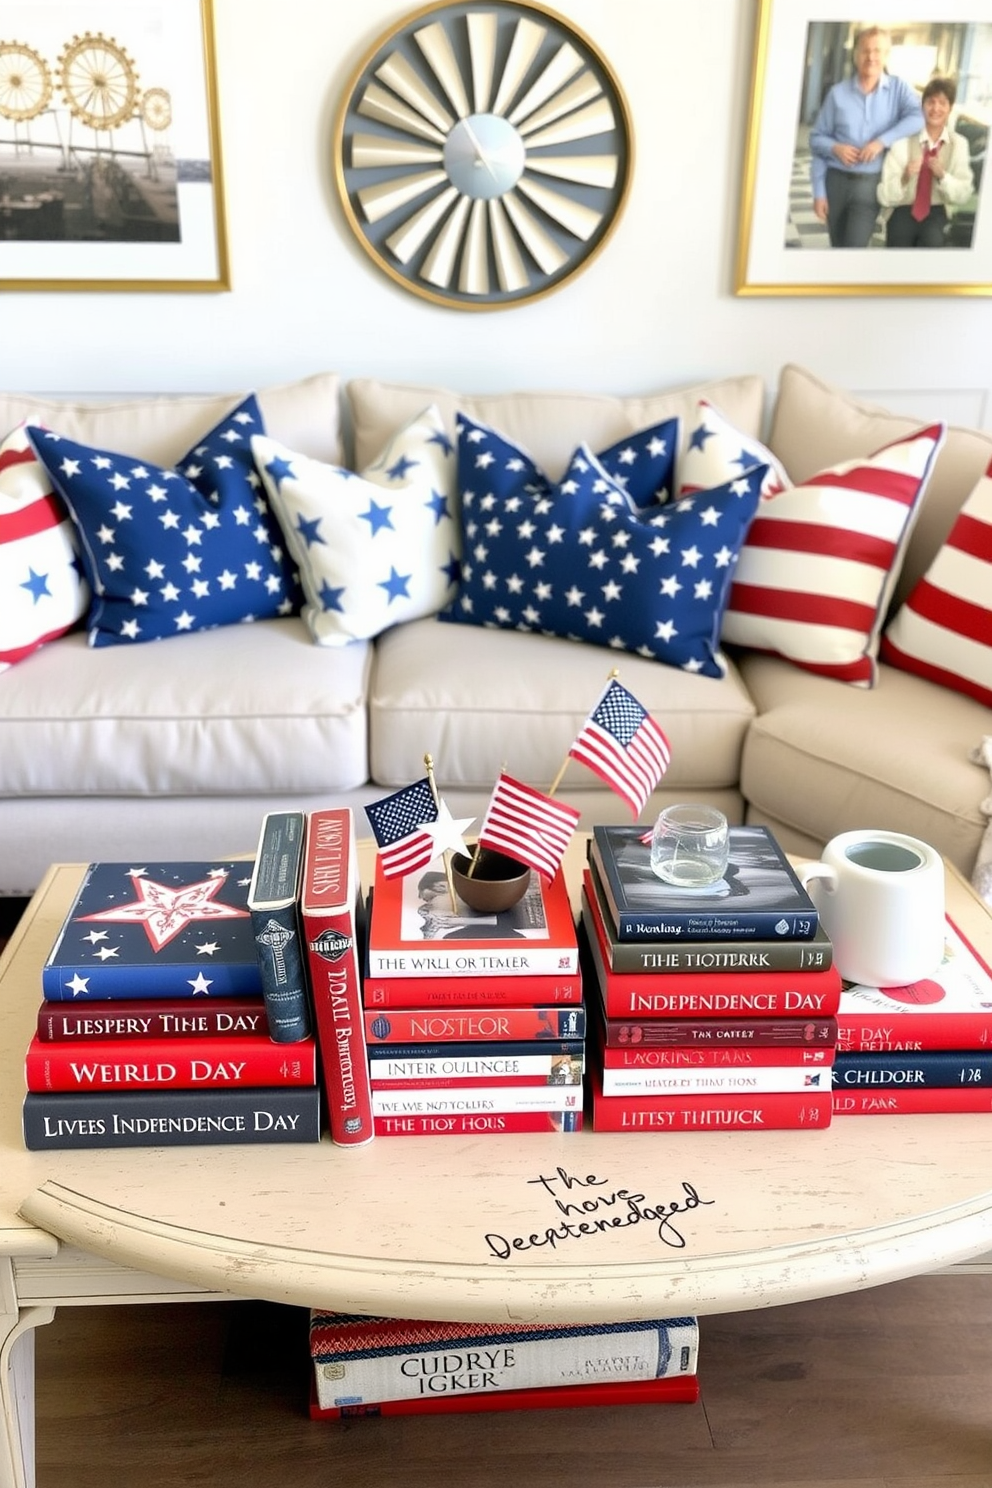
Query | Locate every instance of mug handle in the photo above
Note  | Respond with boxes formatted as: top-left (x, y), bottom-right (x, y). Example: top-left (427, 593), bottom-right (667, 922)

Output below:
top-left (797, 861), bottom-right (838, 894)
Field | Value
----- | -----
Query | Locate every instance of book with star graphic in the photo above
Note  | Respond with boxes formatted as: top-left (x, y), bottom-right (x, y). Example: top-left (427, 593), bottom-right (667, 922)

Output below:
top-left (41, 862), bottom-right (265, 1001)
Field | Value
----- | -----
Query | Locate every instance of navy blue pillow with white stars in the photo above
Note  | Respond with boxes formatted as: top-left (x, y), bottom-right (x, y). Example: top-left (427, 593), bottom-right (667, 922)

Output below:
top-left (26, 396), bottom-right (301, 647)
top-left (441, 426), bottom-right (766, 678)
top-left (454, 412), bottom-right (679, 516)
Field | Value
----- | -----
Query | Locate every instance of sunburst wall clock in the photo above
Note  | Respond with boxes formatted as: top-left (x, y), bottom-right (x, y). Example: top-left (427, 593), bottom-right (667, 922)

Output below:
top-left (333, 0), bottom-right (634, 309)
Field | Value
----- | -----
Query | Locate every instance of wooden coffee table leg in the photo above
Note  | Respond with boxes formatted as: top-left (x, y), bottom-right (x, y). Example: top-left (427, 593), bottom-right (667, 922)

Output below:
top-left (0, 1290), bottom-right (55, 1488)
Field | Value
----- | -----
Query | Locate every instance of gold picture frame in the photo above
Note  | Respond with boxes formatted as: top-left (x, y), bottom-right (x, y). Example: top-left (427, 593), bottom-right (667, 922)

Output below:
top-left (0, 0), bottom-right (229, 291)
top-left (735, 2), bottom-right (991, 297)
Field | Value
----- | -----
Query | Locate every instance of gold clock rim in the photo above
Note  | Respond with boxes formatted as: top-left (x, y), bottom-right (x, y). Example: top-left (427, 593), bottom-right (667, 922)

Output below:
top-left (332, 0), bottom-right (635, 311)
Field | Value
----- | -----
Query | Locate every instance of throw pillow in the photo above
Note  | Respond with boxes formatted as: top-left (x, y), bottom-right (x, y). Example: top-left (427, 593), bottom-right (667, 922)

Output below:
top-left (457, 412), bottom-right (679, 516)
top-left (27, 395), bottom-right (301, 647)
top-left (880, 457), bottom-right (992, 707)
top-left (678, 399), bottom-right (789, 499)
top-left (720, 424), bottom-right (945, 686)
top-left (0, 422), bottom-right (88, 670)
top-left (251, 405), bottom-right (459, 646)
top-left (443, 416), bottom-right (765, 678)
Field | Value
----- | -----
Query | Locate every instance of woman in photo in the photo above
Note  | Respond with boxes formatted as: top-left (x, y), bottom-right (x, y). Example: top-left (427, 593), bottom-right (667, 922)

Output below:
top-left (878, 76), bottom-right (975, 247)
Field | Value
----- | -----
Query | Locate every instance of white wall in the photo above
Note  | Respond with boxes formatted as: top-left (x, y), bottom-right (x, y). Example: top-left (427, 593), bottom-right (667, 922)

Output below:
top-left (3, 0), bottom-right (990, 432)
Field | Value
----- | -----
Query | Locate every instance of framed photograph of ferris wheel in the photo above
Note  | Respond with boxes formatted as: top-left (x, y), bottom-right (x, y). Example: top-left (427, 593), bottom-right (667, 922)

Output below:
top-left (0, 0), bottom-right (228, 290)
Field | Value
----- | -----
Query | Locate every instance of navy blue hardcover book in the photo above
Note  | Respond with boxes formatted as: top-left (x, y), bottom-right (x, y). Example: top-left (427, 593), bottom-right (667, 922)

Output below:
top-left (833, 1049), bottom-right (992, 1088)
top-left (42, 861), bottom-right (264, 1001)
top-left (589, 825), bottom-right (819, 942)
top-left (22, 1085), bottom-right (321, 1149)
top-left (248, 812), bottom-right (311, 1043)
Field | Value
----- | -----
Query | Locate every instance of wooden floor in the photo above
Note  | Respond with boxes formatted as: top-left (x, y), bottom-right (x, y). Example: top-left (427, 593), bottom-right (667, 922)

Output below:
top-left (34, 1273), bottom-right (992, 1488)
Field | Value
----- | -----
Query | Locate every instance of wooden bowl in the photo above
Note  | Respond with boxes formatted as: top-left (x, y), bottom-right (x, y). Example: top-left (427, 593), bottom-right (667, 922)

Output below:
top-left (450, 849), bottom-right (531, 913)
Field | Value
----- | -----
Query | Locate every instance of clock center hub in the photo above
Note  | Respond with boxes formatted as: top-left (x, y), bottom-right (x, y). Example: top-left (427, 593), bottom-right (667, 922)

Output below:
top-left (444, 113), bottom-right (525, 200)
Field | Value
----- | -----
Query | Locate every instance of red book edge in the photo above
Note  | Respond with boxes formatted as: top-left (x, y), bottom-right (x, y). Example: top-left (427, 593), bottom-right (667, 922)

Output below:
top-left (302, 809), bottom-right (374, 1146)
top-left (308, 1372), bottom-right (699, 1418)
top-left (34, 996), bottom-right (270, 1042)
top-left (23, 1031), bottom-right (317, 1092)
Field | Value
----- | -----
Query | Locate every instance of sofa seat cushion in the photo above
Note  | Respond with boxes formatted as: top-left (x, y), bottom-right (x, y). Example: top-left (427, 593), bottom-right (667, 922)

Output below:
top-left (348, 374), bottom-right (765, 480)
top-left (737, 651), bottom-right (988, 876)
top-left (369, 617), bottom-right (755, 800)
top-left (0, 618), bottom-right (370, 798)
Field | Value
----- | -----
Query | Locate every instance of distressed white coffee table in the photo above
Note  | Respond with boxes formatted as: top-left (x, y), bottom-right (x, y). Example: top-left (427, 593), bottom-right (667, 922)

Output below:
top-left (2, 845), bottom-right (991, 1488)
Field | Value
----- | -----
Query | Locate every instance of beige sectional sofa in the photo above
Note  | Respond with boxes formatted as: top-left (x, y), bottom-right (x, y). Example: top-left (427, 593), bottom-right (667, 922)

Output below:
top-left (1, 364), bottom-right (988, 898)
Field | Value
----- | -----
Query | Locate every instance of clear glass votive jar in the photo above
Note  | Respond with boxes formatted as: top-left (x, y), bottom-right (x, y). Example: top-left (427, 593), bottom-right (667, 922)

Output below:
top-left (650, 804), bottom-right (730, 886)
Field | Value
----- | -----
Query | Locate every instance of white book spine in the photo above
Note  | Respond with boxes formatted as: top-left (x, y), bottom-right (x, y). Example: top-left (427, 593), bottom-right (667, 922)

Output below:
top-left (367, 947), bottom-right (579, 977)
top-left (371, 1053), bottom-right (583, 1083)
top-left (600, 1065), bottom-right (834, 1095)
top-left (315, 1320), bottom-right (699, 1409)
top-left (371, 1085), bottom-right (584, 1116)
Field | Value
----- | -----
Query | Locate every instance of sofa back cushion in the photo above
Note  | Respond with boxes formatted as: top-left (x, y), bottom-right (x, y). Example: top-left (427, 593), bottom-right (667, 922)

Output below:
top-left (347, 374), bottom-right (765, 480)
top-left (767, 364), bottom-right (992, 608)
top-left (0, 373), bottom-right (342, 467)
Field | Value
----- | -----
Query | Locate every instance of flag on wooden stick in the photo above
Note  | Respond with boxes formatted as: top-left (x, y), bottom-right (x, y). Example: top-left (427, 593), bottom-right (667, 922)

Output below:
top-left (568, 678), bottom-right (671, 817)
top-left (478, 772), bottom-right (580, 881)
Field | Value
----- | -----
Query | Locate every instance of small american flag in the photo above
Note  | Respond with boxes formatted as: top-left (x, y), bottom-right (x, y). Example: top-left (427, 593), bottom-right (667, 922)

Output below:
top-left (568, 679), bottom-right (671, 817)
top-left (365, 778), bottom-right (439, 879)
top-left (478, 772), bottom-right (580, 881)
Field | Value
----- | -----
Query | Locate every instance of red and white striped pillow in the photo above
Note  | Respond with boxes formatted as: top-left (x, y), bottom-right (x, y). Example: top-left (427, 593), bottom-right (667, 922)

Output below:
top-left (881, 457), bottom-right (992, 707)
top-left (720, 424), bottom-right (944, 686)
top-left (0, 422), bottom-right (88, 671)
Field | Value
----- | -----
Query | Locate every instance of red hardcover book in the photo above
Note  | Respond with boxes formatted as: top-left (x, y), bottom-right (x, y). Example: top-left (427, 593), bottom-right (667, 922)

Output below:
top-left (589, 1073), bottom-right (833, 1131)
top-left (24, 1032), bottom-right (316, 1092)
top-left (363, 965), bottom-right (583, 1007)
top-left (600, 1014), bottom-right (838, 1049)
top-left (583, 879), bottom-right (841, 1019)
top-left (834, 1087), bottom-right (992, 1116)
top-left (301, 808), bottom-right (373, 1146)
top-left (364, 1005), bottom-right (587, 1044)
top-left (365, 861), bottom-right (578, 978)
top-left (836, 918), bottom-right (992, 1052)
top-left (309, 1373), bottom-right (698, 1418)
top-left (375, 1109), bottom-right (584, 1136)
top-left (35, 996), bottom-right (270, 1042)
top-left (601, 1043), bottom-right (834, 1069)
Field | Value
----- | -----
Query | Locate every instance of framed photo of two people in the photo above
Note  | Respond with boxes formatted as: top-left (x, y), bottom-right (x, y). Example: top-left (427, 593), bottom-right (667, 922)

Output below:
top-left (736, 2), bottom-right (991, 295)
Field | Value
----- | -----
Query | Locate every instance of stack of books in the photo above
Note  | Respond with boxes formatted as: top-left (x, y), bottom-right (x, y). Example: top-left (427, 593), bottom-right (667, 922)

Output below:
top-left (832, 916), bottom-right (992, 1115)
top-left (362, 851), bottom-right (586, 1136)
top-left (308, 1310), bottom-right (700, 1419)
top-left (21, 859), bottom-right (322, 1150)
top-left (582, 824), bottom-right (842, 1132)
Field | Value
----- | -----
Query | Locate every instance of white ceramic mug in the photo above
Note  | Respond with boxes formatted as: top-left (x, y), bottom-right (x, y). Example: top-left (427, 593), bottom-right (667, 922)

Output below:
top-left (797, 830), bottom-right (945, 987)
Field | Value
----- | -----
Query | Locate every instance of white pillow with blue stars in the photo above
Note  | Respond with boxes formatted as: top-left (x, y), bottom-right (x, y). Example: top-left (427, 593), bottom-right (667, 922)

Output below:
top-left (251, 404), bottom-right (458, 646)
top-left (27, 395), bottom-right (301, 648)
top-left (441, 429), bottom-right (766, 678)
top-left (456, 411), bottom-right (679, 516)
top-left (678, 399), bottom-right (789, 500)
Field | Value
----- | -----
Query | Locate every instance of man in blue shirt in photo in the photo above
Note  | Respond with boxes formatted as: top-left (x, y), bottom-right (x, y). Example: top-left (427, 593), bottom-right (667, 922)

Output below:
top-left (810, 25), bottom-right (923, 247)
